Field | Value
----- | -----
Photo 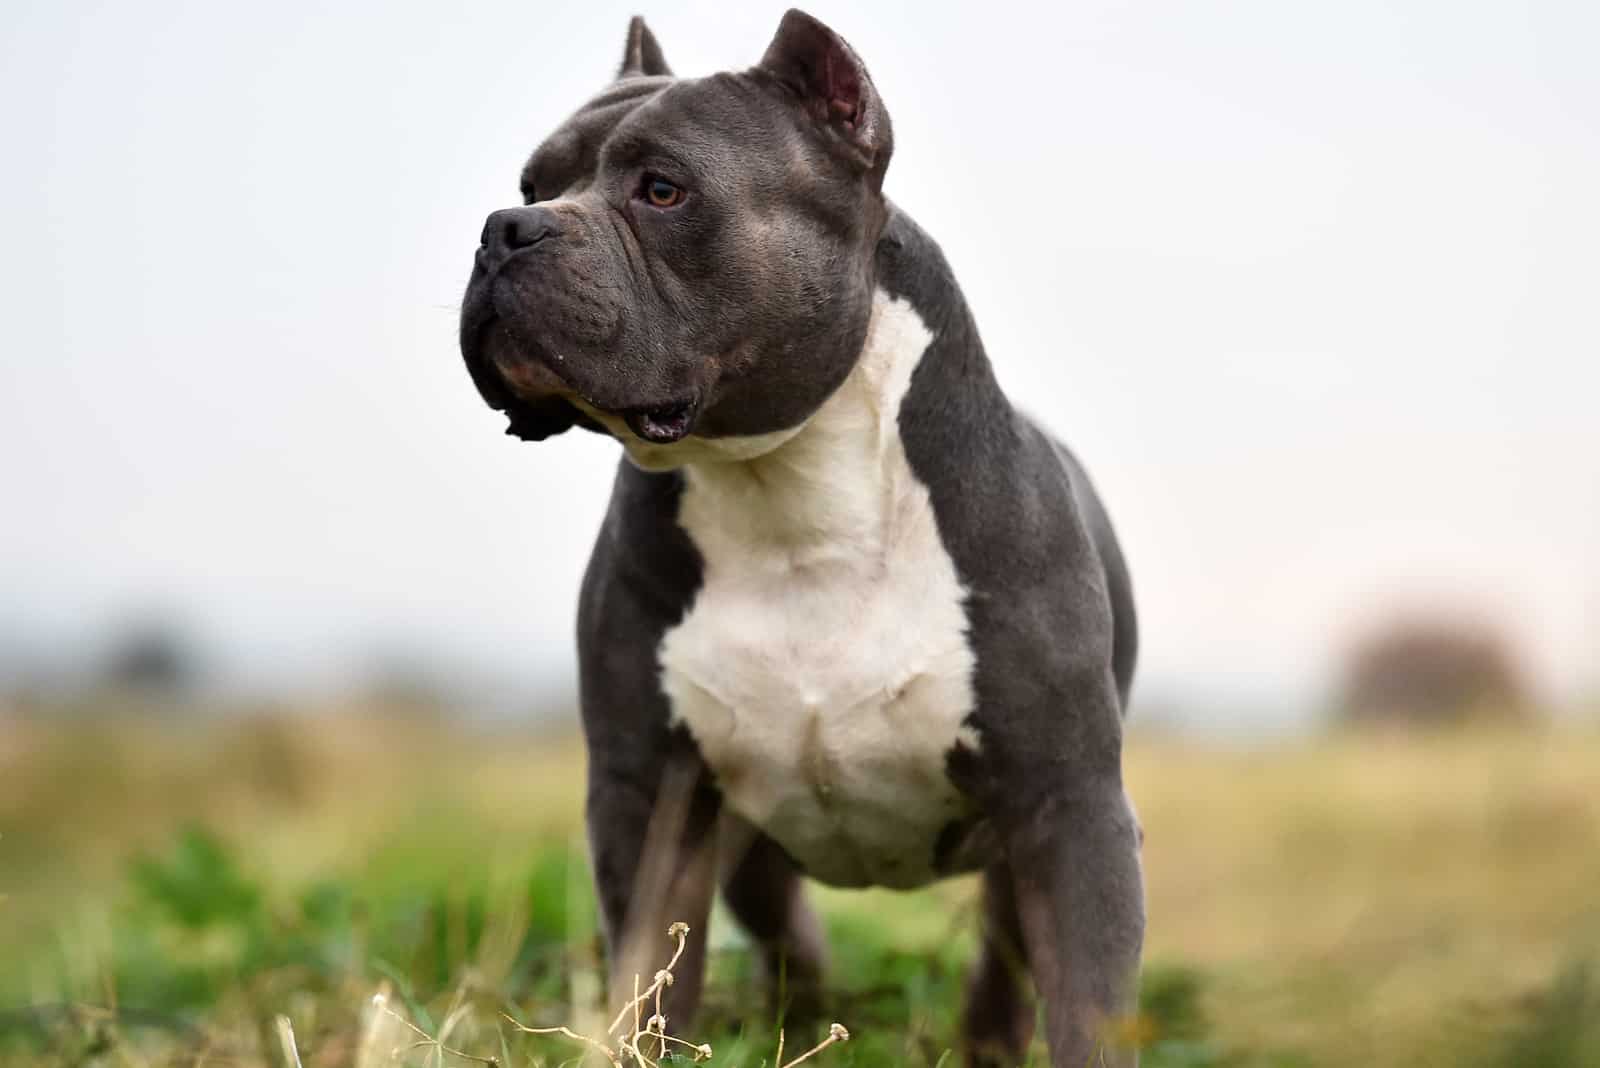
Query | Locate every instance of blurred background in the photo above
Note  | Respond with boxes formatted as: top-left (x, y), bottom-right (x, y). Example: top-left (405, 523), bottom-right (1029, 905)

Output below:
top-left (2, 2), bottom-right (1597, 1066)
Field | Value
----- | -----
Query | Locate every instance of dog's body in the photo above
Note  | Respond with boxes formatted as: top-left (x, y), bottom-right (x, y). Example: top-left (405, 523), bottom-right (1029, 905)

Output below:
top-left (461, 13), bottom-right (1144, 1066)
top-left (657, 288), bottom-right (984, 891)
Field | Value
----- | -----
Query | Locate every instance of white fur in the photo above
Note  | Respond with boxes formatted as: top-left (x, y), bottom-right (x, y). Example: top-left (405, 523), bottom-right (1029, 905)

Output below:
top-left (657, 290), bottom-right (979, 889)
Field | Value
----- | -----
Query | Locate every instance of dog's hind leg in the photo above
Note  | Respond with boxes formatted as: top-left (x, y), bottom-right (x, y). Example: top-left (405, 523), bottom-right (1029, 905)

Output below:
top-left (718, 820), bottom-right (827, 1025)
top-left (963, 861), bottom-right (1036, 1068)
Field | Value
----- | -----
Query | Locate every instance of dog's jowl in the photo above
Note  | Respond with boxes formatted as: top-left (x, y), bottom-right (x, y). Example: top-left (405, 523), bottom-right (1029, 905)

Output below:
top-left (459, 11), bottom-right (1145, 1066)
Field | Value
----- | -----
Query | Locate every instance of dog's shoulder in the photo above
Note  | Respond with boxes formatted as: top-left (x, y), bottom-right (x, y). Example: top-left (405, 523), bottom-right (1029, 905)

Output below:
top-left (880, 205), bottom-right (1137, 721)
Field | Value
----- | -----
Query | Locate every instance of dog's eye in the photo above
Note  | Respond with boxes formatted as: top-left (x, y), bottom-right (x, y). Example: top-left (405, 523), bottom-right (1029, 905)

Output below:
top-left (641, 175), bottom-right (685, 208)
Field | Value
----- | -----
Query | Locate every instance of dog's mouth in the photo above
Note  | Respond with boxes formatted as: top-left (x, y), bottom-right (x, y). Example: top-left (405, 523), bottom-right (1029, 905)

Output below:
top-left (465, 297), bottom-right (711, 447)
top-left (622, 399), bottom-right (699, 445)
top-left (473, 327), bottom-right (705, 446)
top-left (494, 354), bottom-right (705, 447)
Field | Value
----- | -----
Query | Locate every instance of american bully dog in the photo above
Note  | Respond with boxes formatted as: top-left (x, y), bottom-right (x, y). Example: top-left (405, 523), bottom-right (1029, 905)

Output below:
top-left (459, 11), bottom-right (1144, 1065)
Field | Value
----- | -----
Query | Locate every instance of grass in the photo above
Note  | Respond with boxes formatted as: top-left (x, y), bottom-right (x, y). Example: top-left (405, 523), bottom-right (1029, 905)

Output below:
top-left (2, 705), bottom-right (1599, 1066)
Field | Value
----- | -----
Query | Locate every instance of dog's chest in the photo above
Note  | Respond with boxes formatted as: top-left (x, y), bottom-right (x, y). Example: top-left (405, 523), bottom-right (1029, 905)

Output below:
top-left (657, 293), bottom-right (979, 889)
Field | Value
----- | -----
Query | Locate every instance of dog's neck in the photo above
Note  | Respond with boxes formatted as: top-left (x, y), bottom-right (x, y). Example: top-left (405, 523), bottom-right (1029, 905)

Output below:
top-left (676, 289), bottom-right (935, 568)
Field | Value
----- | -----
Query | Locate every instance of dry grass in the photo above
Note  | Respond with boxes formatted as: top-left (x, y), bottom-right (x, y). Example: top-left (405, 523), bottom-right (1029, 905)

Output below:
top-left (1126, 725), bottom-right (1600, 1064)
top-left (3, 703), bottom-right (1599, 1066)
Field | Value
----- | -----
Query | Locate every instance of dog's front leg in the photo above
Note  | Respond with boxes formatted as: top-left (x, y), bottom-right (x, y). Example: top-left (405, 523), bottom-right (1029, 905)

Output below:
top-left (587, 754), bottom-right (720, 1033)
top-left (1004, 776), bottom-right (1144, 1068)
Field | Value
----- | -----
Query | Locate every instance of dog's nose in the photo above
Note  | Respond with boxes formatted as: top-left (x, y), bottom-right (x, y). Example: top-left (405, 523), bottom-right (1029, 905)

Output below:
top-left (479, 206), bottom-right (560, 266)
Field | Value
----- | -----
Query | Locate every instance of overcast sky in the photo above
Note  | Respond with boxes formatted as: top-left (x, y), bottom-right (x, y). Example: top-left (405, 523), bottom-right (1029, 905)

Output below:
top-left (2, 0), bottom-right (1597, 721)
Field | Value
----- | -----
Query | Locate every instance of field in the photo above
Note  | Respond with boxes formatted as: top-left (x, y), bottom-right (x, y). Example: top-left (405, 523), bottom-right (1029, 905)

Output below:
top-left (3, 706), bottom-right (1599, 1067)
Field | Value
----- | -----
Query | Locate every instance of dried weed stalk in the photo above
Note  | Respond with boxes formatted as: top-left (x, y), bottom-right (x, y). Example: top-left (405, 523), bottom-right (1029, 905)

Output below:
top-left (271, 921), bottom-right (848, 1068)
top-left (502, 922), bottom-right (850, 1068)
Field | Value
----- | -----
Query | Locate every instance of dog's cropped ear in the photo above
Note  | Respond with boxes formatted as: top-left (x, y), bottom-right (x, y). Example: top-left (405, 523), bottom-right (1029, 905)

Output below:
top-left (757, 9), bottom-right (892, 183)
top-left (618, 15), bottom-right (673, 78)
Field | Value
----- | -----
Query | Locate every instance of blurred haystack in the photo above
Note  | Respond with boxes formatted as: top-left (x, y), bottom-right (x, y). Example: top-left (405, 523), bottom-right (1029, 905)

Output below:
top-left (1337, 615), bottom-right (1534, 726)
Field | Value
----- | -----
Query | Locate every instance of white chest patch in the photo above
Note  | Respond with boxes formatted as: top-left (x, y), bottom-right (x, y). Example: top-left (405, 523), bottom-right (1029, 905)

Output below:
top-left (657, 290), bottom-right (980, 889)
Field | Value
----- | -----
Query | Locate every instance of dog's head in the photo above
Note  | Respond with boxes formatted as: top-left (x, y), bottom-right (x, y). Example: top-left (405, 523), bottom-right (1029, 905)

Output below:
top-left (459, 10), bottom-right (894, 469)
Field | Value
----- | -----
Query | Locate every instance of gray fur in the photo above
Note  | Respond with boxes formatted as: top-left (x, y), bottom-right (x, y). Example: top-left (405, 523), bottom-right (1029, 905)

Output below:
top-left (458, 11), bottom-right (1143, 1065)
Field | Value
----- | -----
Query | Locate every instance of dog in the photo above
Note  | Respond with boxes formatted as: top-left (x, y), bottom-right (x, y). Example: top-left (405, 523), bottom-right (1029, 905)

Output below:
top-left (459, 11), bottom-right (1144, 1066)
